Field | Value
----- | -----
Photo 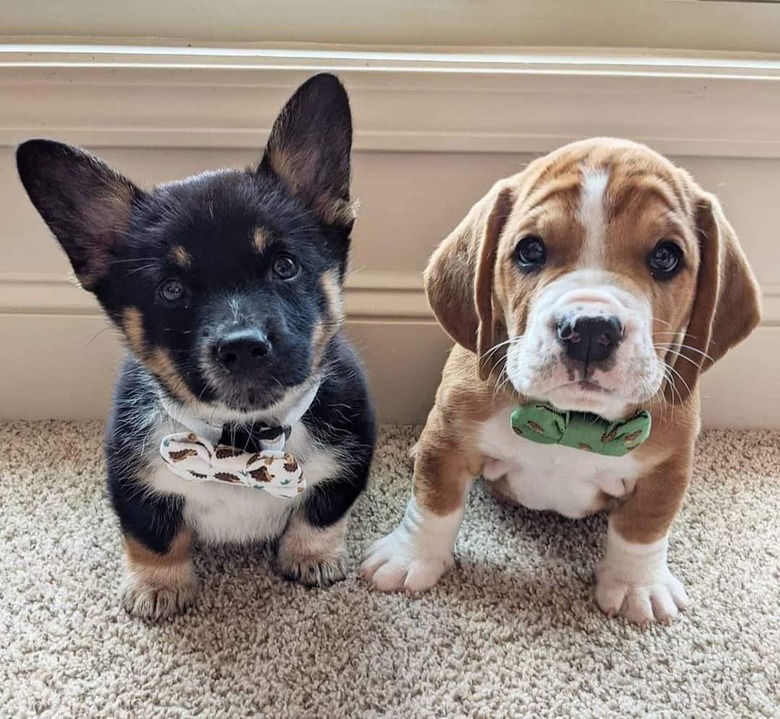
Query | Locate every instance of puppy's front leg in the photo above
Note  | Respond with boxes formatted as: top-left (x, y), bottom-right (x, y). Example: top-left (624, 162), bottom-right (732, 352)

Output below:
top-left (111, 477), bottom-right (198, 620)
top-left (596, 454), bottom-right (691, 624)
top-left (121, 524), bottom-right (198, 620)
top-left (276, 459), bottom-right (372, 587)
top-left (362, 410), bottom-right (478, 592)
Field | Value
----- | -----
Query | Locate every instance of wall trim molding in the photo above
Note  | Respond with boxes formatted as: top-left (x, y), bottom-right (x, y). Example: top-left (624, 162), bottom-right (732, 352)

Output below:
top-left (2, 43), bottom-right (780, 157)
top-left (1, 272), bottom-right (777, 327)
top-left (0, 271), bottom-right (434, 321)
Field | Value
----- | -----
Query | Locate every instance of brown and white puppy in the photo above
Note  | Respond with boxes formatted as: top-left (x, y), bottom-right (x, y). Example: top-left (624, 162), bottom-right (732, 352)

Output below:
top-left (362, 138), bottom-right (761, 624)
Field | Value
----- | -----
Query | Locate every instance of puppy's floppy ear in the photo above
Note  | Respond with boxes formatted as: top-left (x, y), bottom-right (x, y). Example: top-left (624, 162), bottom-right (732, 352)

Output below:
top-left (424, 182), bottom-right (515, 380)
top-left (259, 73), bottom-right (355, 229)
top-left (668, 185), bottom-right (761, 402)
top-left (16, 139), bottom-right (142, 291)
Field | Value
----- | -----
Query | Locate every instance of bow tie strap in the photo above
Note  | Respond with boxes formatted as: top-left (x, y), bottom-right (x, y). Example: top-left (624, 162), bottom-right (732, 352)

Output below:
top-left (219, 423), bottom-right (291, 453)
top-left (510, 404), bottom-right (651, 457)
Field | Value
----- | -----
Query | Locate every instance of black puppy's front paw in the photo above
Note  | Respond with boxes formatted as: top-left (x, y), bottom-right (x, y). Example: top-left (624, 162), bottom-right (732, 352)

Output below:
top-left (278, 552), bottom-right (348, 587)
top-left (121, 531), bottom-right (198, 620)
top-left (120, 572), bottom-right (199, 620)
top-left (275, 513), bottom-right (349, 587)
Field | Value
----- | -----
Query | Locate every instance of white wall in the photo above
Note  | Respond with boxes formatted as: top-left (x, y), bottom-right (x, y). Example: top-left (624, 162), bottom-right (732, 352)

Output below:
top-left (1, 45), bottom-right (778, 427)
top-left (3, 0), bottom-right (780, 52)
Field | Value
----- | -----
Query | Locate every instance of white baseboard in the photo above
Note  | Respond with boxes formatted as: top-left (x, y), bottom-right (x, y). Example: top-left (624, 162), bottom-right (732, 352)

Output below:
top-left (0, 310), bottom-right (776, 428)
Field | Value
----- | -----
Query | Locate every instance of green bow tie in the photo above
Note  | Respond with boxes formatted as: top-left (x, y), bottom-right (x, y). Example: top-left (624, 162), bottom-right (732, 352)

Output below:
top-left (510, 404), bottom-right (652, 457)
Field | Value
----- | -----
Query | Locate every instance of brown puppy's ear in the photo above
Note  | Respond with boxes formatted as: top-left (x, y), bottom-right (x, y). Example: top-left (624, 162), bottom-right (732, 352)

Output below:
top-left (668, 188), bottom-right (761, 402)
top-left (259, 73), bottom-right (355, 229)
top-left (424, 182), bottom-right (515, 380)
top-left (16, 139), bottom-right (142, 291)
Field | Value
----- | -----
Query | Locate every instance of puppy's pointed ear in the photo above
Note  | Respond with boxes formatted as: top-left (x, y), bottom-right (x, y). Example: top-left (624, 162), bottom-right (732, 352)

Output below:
top-left (668, 184), bottom-right (761, 402)
top-left (16, 139), bottom-right (143, 291)
top-left (424, 182), bottom-right (515, 380)
top-left (259, 73), bottom-right (355, 229)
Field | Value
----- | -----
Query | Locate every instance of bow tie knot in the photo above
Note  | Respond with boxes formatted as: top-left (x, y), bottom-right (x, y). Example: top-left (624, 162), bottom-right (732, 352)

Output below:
top-left (510, 404), bottom-right (651, 457)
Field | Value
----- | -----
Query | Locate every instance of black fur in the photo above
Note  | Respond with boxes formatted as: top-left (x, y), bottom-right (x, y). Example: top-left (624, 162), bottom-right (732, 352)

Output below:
top-left (16, 74), bottom-right (376, 602)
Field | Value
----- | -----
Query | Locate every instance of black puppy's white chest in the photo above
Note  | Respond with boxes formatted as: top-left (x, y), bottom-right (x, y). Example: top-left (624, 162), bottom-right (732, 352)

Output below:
top-left (144, 417), bottom-right (344, 544)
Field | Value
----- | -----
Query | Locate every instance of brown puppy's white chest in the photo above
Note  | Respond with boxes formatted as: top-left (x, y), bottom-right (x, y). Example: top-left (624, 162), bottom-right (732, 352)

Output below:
top-left (477, 405), bottom-right (639, 518)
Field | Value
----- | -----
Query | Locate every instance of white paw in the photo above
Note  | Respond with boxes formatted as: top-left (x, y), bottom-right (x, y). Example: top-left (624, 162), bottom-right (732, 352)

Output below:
top-left (362, 497), bottom-right (464, 592)
top-left (596, 527), bottom-right (689, 625)
top-left (596, 564), bottom-right (689, 625)
top-left (361, 526), bottom-right (454, 593)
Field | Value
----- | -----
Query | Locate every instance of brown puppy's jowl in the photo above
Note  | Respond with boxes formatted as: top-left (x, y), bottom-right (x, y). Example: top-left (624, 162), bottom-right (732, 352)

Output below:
top-left (362, 138), bottom-right (761, 624)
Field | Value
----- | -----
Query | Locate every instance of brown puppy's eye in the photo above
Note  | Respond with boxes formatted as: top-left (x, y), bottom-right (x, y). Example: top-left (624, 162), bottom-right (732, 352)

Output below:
top-left (515, 236), bottom-right (546, 271)
top-left (648, 241), bottom-right (683, 279)
top-left (273, 254), bottom-right (299, 280)
top-left (158, 278), bottom-right (185, 304)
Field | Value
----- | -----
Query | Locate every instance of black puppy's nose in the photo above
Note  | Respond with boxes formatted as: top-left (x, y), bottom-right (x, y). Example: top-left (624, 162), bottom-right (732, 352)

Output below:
top-left (215, 329), bottom-right (272, 374)
top-left (557, 316), bottom-right (622, 364)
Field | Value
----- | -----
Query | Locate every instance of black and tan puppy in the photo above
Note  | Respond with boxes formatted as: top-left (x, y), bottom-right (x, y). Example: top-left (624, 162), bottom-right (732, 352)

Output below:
top-left (17, 74), bottom-right (376, 619)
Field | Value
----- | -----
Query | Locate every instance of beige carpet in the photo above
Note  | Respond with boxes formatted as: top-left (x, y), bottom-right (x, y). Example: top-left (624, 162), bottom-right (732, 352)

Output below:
top-left (1, 421), bottom-right (778, 718)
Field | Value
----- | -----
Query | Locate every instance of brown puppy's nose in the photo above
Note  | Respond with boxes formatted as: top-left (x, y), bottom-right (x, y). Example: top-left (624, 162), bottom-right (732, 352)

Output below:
top-left (557, 316), bottom-right (622, 364)
top-left (214, 329), bottom-right (272, 374)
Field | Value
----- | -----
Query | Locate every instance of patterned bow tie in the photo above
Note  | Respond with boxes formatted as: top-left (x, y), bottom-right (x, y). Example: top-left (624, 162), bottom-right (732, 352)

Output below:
top-left (160, 432), bottom-right (305, 498)
top-left (510, 403), bottom-right (652, 457)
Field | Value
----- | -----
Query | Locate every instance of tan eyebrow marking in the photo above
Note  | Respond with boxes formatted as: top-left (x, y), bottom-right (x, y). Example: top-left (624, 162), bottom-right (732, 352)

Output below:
top-left (253, 229), bottom-right (267, 253)
top-left (171, 245), bottom-right (192, 269)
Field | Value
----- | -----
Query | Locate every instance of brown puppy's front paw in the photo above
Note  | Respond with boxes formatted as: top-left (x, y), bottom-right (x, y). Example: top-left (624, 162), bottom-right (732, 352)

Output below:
top-left (276, 513), bottom-right (349, 587)
top-left (595, 531), bottom-right (689, 625)
top-left (120, 573), bottom-right (198, 620)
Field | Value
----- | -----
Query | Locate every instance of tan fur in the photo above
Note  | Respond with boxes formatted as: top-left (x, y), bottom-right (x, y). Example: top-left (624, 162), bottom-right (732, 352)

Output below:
top-left (125, 529), bottom-right (192, 572)
top-left (121, 307), bottom-right (146, 357)
top-left (417, 138), bottom-right (761, 542)
top-left (146, 348), bottom-right (197, 403)
top-left (316, 196), bottom-right (359, 228)
top-left (320, 269), bottom-right (345, 325)
top-left (75, 180), bottom-right (137, 289)
top-left (120, 307), bottom-right (196, 403)
top-left (307, 269), bottom-right (345, 373)
top-left (171, 245), bottom-right (192, 269)
top-left (252, 229), bottom-right (267, 253)
top-left (276, 512), bottom-right (349, 586)
top-left (413, 346), bottom-right (508, 516)
top-left (122, 530), bottom-right (197, 619)
top-left (264, 145), bottom-right (357, 228)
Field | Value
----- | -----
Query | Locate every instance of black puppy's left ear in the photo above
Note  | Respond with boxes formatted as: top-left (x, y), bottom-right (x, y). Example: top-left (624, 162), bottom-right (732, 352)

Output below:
top-left (259, 73), bottom-right (355, 228)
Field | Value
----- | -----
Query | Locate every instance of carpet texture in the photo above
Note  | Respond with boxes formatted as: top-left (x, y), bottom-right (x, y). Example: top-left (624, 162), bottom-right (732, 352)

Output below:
top-left (1, 421), bottom-right (778, 718)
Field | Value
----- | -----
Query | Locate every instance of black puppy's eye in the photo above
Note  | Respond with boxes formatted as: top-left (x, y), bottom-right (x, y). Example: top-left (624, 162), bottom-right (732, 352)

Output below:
top-left (158, 278), bottom-right (185, 304)
top-left (273, 254), bottom-right (299, 280)
top-left (648, 241), bottom-right (683, 279)
top-left (515, 236), bottom-right (546, 271)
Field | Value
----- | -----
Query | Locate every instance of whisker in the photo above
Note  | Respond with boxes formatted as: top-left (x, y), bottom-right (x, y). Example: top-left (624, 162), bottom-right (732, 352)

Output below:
top-left (483, 334), bottom-right (525, 361)
top-left (655, 343), bottom-right (714, 363)
top-left (654, 346), bottom-right (701, 369)
top-left (108, 256), bottom-right (160, 266)
top-left (663, 361), bottom-right (692, 402)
